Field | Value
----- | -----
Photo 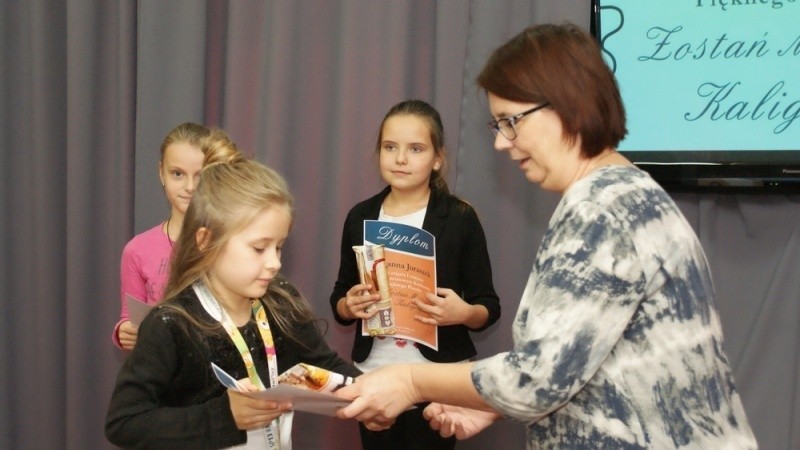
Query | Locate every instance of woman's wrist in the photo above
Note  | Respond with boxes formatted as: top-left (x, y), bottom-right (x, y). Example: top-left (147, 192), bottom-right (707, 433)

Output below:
top-left (406, 364), bottom-right (424, 405)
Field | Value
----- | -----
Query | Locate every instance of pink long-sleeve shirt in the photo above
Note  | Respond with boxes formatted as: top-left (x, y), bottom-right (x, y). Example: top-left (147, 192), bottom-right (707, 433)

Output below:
top-left (113, 223), bottom-right (173, 348)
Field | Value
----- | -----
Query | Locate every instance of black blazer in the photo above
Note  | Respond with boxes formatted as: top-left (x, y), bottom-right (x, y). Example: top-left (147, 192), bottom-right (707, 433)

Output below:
top-left (107, 281), bottom-right (361, 449)
top-left (329, 186), bottom-right (501, 363)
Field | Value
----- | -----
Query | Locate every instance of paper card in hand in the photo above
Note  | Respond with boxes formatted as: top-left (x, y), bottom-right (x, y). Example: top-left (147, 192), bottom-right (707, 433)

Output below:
top-left (125, 294), bottom-right (154, 327)
top-left (210, 362), bottom-right (352, 416)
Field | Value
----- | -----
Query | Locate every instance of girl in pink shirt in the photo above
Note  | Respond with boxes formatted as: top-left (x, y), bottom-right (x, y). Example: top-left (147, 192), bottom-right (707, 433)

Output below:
top-left (114, 124), bottom-right (241, 349)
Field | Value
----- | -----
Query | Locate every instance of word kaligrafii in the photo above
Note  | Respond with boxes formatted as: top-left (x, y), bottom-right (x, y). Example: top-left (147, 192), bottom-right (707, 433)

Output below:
top-left (685, 81), bottom-right (799, 134)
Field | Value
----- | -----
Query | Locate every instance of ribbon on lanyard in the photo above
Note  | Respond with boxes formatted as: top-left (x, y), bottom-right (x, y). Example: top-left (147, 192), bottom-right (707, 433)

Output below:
top-left (194, 281), bottom-right (282, 449)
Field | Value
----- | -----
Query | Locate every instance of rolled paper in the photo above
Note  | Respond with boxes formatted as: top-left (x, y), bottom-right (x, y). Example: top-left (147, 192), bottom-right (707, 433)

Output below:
top-left (353, 245), bottom-right (396, 335)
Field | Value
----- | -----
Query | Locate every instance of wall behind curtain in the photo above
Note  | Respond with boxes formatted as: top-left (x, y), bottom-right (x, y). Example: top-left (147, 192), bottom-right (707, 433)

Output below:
top-left (1, 0), bottom-right (797, 449)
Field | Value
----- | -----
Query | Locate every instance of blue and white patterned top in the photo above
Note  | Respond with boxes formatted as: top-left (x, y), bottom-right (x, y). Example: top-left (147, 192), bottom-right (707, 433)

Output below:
top-left (472, 166), bottom-right (756, 449)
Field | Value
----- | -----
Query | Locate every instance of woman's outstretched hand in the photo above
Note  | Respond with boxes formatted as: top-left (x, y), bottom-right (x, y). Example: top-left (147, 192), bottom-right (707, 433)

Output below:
top-left (335, 364), bottom-right (418, 430)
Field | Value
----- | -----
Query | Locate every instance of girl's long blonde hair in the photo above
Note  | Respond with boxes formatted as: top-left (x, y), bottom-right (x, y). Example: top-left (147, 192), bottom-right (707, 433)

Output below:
top-left (162, 137), bottom-right (315, 342)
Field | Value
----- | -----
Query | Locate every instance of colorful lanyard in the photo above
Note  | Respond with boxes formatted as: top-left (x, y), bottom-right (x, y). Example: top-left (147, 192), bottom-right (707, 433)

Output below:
top-left (194, 281), bottom-right (281, 449)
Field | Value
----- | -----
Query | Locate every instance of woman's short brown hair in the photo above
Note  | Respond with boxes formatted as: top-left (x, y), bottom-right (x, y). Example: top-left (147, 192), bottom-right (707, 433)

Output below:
top-left (477, 23), bottom-right (627, 158)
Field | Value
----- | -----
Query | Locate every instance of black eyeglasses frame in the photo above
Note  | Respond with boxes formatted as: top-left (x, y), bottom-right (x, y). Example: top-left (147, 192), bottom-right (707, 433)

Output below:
top-left (487, 102), bottom-right (551, 140)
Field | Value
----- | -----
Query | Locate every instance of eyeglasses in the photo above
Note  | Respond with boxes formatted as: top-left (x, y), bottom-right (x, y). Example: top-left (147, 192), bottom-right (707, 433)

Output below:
top-left (487, 102), bottom-right (550, 140)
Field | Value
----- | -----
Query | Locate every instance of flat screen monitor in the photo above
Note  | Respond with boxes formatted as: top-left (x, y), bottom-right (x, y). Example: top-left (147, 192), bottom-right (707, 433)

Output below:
top-left (590, 0), bottom-right (800, 193)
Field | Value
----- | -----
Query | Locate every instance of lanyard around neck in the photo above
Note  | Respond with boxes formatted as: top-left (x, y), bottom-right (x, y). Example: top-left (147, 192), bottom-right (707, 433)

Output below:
top-left (193, 281), bottom-right (281, 448)
top-left (194, 281), bottom-right (279, 388)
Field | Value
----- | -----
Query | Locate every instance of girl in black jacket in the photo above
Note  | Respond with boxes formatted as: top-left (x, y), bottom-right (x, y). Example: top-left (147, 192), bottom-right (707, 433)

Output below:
top-left (329, 99), bottom-right (501, 449)
top-left (107, 152), bottom-right (359, 449)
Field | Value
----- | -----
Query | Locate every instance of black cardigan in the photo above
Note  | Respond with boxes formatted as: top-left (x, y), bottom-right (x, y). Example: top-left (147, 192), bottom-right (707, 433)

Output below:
top-left (329, 186), bottom-right (501, 363)
top-left (106, 282), bottom-right (360, 449)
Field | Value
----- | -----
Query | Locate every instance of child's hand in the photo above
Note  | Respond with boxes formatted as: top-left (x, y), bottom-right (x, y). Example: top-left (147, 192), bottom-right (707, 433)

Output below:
top-left (414, 288), bottom-right (472, 326)
top-left (339, 283), bottom-right (380, 319)
top-left (423, 403), bottom-right (499, 440)
top-left (118, 321), bottom-right (138, 350)
top-left (227, 389), bottom-right (292, 431)
top-left (235, 378), bottom-right (260, 392)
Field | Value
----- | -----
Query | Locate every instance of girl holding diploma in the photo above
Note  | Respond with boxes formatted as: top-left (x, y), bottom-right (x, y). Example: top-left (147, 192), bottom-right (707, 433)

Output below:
top-left (329, 99), bottom-right (501, 449)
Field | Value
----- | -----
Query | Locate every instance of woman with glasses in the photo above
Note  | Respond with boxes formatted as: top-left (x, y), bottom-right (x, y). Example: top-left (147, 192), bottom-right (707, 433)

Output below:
top-left (336, 23), bottom-right (756, 449)
top-left (329, 99), bottom-right (501, 449)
